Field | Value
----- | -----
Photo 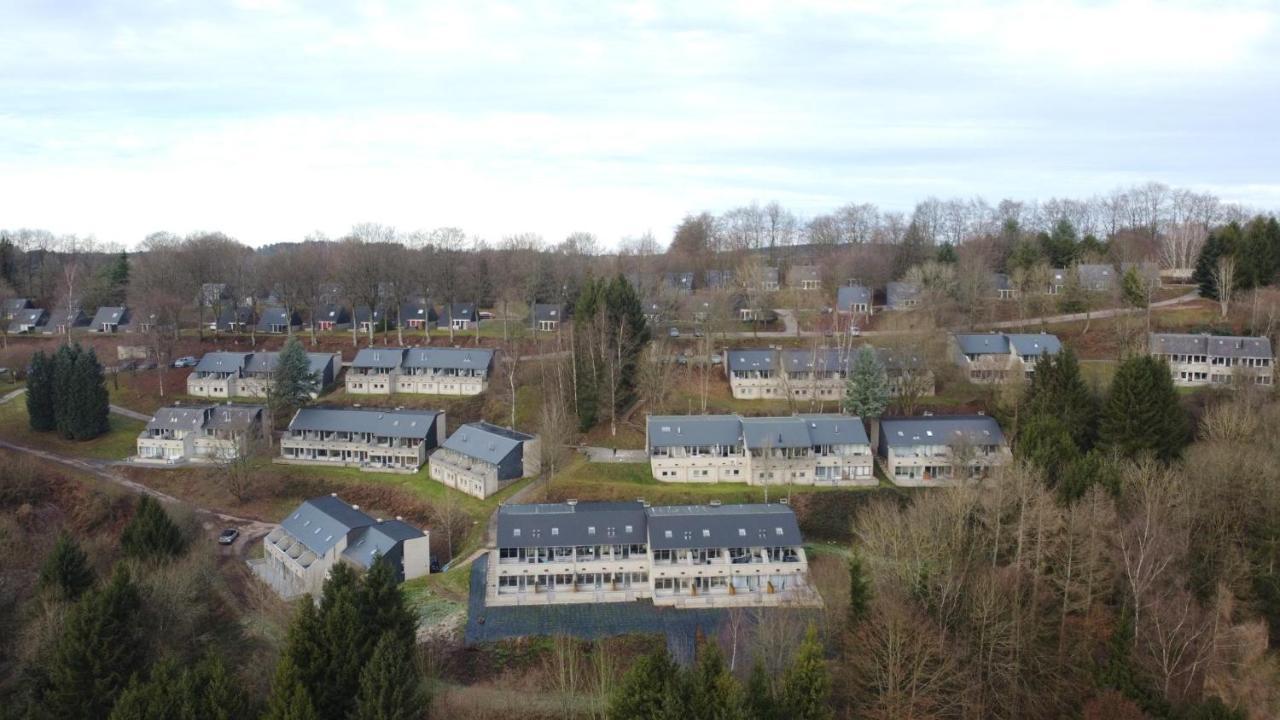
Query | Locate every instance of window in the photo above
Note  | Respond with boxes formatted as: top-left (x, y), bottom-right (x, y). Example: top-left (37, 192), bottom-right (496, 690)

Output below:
top-left (551, 528), bottom-right (558, 536)
top-left (587, 527), bottom-right (595, 535)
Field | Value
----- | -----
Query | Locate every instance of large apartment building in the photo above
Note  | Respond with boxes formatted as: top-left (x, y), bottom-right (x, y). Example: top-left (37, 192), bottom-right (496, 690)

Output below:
top-left (279, 407), bottom-right (444, 473)
top-left (134, 404), bottom-right (264, 465)
top-left (345, 347), bottom-right (495, 396)
top-left (877, 415), bottom-right (1010, 486)
top-left (186, 351), bottom-right (340, 399)
top-left (428, 421), bottom-right (541, 499)
top-left (1148, 333), bottom-right (1274, 387)
top-left (951, 332), bottom-right (1062, 383)
top-left (257, 494), bottom-right (430, 599)
top-left (724, 347), bottom-right (935, 401)
top-left (646, 414), bottom-right (874, 486)
top-left (488, 501), bottom-right (817, 609)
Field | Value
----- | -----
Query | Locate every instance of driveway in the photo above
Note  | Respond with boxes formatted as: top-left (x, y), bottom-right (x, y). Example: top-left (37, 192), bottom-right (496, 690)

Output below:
top-left (581, 446), bottom-right (648, 463)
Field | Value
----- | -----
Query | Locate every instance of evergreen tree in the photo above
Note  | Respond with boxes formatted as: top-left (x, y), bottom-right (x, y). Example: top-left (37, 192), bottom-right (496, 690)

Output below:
top-left (351, 632), bottom-right (427, 720)
top-left (1057, 270), bottom-right (1087, 313)
top-left (573, 274), bottom-right (650, 432)
top-left (38, 533), bottom-right (95, 601)
top-left (272, 335), bottom-right (319, 413)
top-left (316, 565), bottom-right (367, 720)
top-left (52, 344), bottom-right (79, 439)
top-left (604, 274), bottom-right (651, 412)
top-left (1016, 413), bottom-right (1080, 486)
top-left (263, 655), bottom-right (319, 720)
top-left (842, 347), bottom-right (890, 419)
top-left (41, 570), bottom-right (145, 719)
top-left (190, 654), bottom-right (253, 720)
top-left (120, 495), bottom-right (188, 561)
top-left (935, 242), bottom-right (958, 264)
top-left (1043, 219), bottom-right (1079, 267)
top-left (25, 349), bottom-right (57, 431)
top-left (1120, 267), bottom-right (1147, 308)
top-left (1079, 233), bottom-right (1107, 257)
top-left (688, 642), bottom-right (741, 719)
top-left (742, 661), bottom-right (778, 720)
top-left (606, 649), bottom-right (678, 720)
top-left (1238, 216), bottom-right (1280, 290)
top-left (1099, 355), bottom-right (1188, 461)
top-left (573, 278), bottom-right (603, 430)
top-left (109, 658), bottom-right (184, 720)
top-left (892, 221), bottom-right (931, 278)
top-left (1193, 224), bottom-right (1240, 300)
top-left (1025, 348), bottom-right (1098, 451)
top-left (778, 626), bottom-right (831, 720)
top-left (358, 557), bottom-right (416, 655)
top-left (847, 550), bottom-right (872, 628)
top-left (1006, 238), bottom-right (1042, 273)
top-left (70, 345), bottom-right (110, 439)
top-left (278, 600), bottom-right (328, 709)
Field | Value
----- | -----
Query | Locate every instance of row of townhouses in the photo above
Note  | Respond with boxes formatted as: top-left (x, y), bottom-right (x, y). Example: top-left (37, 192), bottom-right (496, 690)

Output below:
top-left (488, 500), bottom-right (818, 609)
top-left (1149, 333), bottom-right (1274, 387)
top-left (646, 414), bottom-right (875, 486)
top-left (877, 415), bottom-right (1010, 485)
top-left (4, 300), bottom-right (139, 335)
top-left (186, 351), bottom-right (341, 398)
top-left (279, 407), bottom-right (445, 473)
top-left (345, 347), bottom-right (495, 396)
top-left (951, 332), bottom-right (1063, 383)
top-left (134, 404), bottom-right (264, 465)
top-left (256, 494), bottom-right (431, 599)
top-left (724, 347), bottom-right (935, 401)
top-left (206, 299), bottom-right (483, 335)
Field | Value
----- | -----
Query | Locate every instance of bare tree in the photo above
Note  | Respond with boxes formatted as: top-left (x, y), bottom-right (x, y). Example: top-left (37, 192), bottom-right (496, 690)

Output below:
top-left (1213, 255), bottom-right (1236, 319)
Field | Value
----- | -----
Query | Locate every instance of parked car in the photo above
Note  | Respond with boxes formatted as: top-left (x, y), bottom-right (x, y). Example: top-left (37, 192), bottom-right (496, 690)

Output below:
top-left (172, 356), bottom-right (198, 368)
top-left (668, 327), bottom-right (680, 338)
top-left (849, 325), bottom-right (862, 337)
top-left (709, 355), bottom-right (723, 365)
top-left (138, 360), bottom-right (157, 370)
top-left (478, 311), bottom-right (495, 320)
top-left (430, 559), bottom-right (442, 573)
top-left (217, 528), bottom-right (240, 545)
top-left (693, 328), bottom-right (704, 338)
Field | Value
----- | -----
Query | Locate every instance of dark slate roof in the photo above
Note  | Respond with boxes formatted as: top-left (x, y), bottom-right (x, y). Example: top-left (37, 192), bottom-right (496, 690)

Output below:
top-left (646, 504), bottom-right (801, 550)
top-left (879, 415), bottom-right (1005, 448)
top-left (402, 347), bottom-right (494, 371)
top-left (41, 306), bottom-right (86, 331)
top-left (1149, 333), bottom-right (1273, 359)
top-left (342, 520), bottom-right (425, 569)
top-left (796, 414), bottom-right (870, 445)
top-left (442, 421), bottom-right (533, 465)
top-left (497, 502), bottom-right (647, 549)
top-left (400, 301), bottom-right (436, 322)
top-left (1077, 264), bottom-right (1117, 289)
top-left (353, 306), bottom-right (385, 324)
top-left (664, 272), bottom-right (695, 291)
top-left (726, 349), bottom-right (778, 372)
top-left (886, 282), bottom-right (920, 308)
top-left (318, 304), bottom-right (351, 323)
top-left (256, 306), bottom-right (299, 329)
top-left (91, 306), bottom-right (127, 327)
top-left (288, 407), bottom-right (440, 439)
top-left (875, 347), bottom-right (928, 371)
top-left (705, 270), bottom-right (733, 289)
top-left (742, 417), bottom-right (811, 449)
top-left (1006, 334), bottom-right (1062, 356)
top-left (243, 351), bottom-right (335, 377)
top-left (8, 308), bottom-right (46, 332)
top-left (146, 405), bottom-right (214, 432)
top-left (443, 303), bottom-right (478, 321)
top-left (787, 265), bottom-right (821, 284)
top-left (282, 495), bottom-right (376, 555)
top-left (647, 415), bottom-right (743, 448)
top-left (532, 304), bottom-right (565, 323)
top-left (214, 306), bottom-right (253, 329)
top-left (954, 333), bottom-right (1012, 355)
top-left (351, 348), bottom-right (406, 370)
top-left (993, 273), bottom-right (1013, 291)
top-left (836, 285), bottom-right (872, 310)
top-left (3, 298), bottom-right (32, 314)
top-left (781, 348), bottom-right (850, 374)
top-left (207, 405), bottom-right (264, 431)
top-left (759, 267), bottom-right (780, 284)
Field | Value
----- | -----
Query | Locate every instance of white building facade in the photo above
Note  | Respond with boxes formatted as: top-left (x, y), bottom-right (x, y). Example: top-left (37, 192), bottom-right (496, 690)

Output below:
top-left (1149, 333), bottom-right (1274, 387)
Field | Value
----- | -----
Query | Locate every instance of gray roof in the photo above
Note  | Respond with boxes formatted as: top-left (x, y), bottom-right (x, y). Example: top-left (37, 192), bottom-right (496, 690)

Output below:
top-left (886, 282), bottom-right (921, 308)
top-left (353, 306), bottom-right (385, 324)
top-left (256, 306), bottom-right (298, 329)
top-left (1006, 334), bottom-right (1062, 356)
top-left (195, 352), bottom-right (251, 373)
top-left (90, 306), bottom-right (127, 327)
top-left (879, 415), bottom-right (1005, 448)
top-left (281, 495), bottom-right (377, 555)
top-left (646, 504), bottom-right (801, 550)
top-left (145, 404), bottom-right (263, 432)
top-left (497, 502), bottom-right (647, 549)
top-left (243, 351), bottom-right (334, 377)
top-left (875, 347), bottom-right (928, 371)
top-left (795, 414), bottom-right (870, 445)
top-left (664, 272), bottom-right (695, 291)
top-left (1076, 264), bottom-right (1117, 290)
top-left (288, 407), bottom-right (440, 439)
top-left (208, 405), bottom-right (264, 430)
top-left (400, 300), bottom-right (436, 322)
top-left (742, 417), bottom-right (811, 449)
top-left (351, 348), bottom-right (406, 370)
top-left (441, 421), bottom-right (533, 464)
top-left (3, 298), bottom-right (32, 314)
top-left (954, 333), bottom-right (1012, 355)
top-left (532, 304), bottom-right (565, 323)
top-left (342, 520), bottom-right (425, 569)
top-left (213, 306), bottom-right (253, 329)
top-left (318, 304), bottom-right (351, 323)
top-left (443, 303), bottom-right (477, 321)
top-left (787, 265), bottom-right (821, 284)
top-left (781, 348), bottom-right (849, 374)
top-left (8, 308), bottom-right (46, 332)
top-left (41, 306), bottom-right (86, 331)
top-left (146, 405), bottom-right (215, 432)
top-left (726, 349), bottom-right (777, 371)
top-left (836, 285), bottom-right (872, 310)
top-left (993, 273), bottom-right (1012, 291)
top-left (403, 347), bottom-right (494, 371)
top-left (705, 270), bottom-right (733, 289)
top-left (953, 333), bottom-right (1061, 358)
top-left (647, 415), bottom-right (743, 448)
top-left (1149, 333), bottom-right (1273, 359)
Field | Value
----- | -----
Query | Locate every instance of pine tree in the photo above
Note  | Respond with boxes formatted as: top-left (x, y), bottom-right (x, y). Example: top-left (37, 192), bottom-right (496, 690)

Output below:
top-left (1193, 224), bottom-right (1240, 300)
top-left (52, 344), bottom-right (79, 439)
top-left (743, 661), bottom-right (778, 720)
top-left (573, 278), bottom-right (602, 430)
top-left (187, 654), bottom-right (253, 720)
top-left (41, 570), bottom-right (146, 719)
top-left (1043, 219), bottom-right (1080, 267)
top-left (351, 632), bottom-right (427, 720)
top-left (26, 349), bottom-right (57, 431)
top-left (1120, 267), bottom-right (1147, 308)
top-left (847, 550), bottom-right (872, 629)
top-left (935, 242), bottom-right (958, 264)
top-left (109, 658), bottom-right (183, 720)
top-left (778, 626), bottom-right (831, 720)
top-left (279, 600), bottom-right (328, 707)
top-left (120, 495), bottom-right (188, 561)
top-left (1025, 348), bottom-right (1098, 451)
top-left (273, 336), bottom-right (319, 413)
top-left (358, 557), bottom-right (416, 655)
top-left (1016, 413), bottom-right (1080, 486)
top-left (1099, 355), bottom-right (1188, 461)
top-left (842, 347), bottom-right (889, 418)
top-left (263, 655), bottom-right (320, 720)
top-left (316, 565), bottom-right (366, 720)
top-left (688, 642), bottom-right (741, 719)
top-left (606, 649), bottom-right (678, 720)
top-left (38, 533), bottom-right (95, 600)
top-left (72, 345), bottom-right (110, 439)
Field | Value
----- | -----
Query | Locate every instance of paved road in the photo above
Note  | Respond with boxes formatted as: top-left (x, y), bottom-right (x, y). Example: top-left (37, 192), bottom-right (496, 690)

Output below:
top-left (975, 291), bottom-right (1200, 330)
top-left (0, 387), bottom-right (26, 404)
top-left (581, 446), bottom-right (648, 463)
top-left (109, 404), bottom-right (152, 421)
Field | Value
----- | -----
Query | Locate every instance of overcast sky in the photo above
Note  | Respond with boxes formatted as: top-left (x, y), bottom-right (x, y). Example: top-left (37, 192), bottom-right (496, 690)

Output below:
top-left (2, 0), bottom-right (1278, 248)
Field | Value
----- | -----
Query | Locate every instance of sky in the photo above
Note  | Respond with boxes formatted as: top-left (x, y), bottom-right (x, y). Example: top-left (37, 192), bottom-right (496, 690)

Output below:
top-left (2, 0), bottom-right (1278, 249)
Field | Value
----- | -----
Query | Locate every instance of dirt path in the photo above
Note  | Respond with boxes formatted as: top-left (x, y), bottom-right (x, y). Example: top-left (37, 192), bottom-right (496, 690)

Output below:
top-left (0, 387), bottom-right (26, 404)
top-left (976, 290), bottom-right (1200, 329)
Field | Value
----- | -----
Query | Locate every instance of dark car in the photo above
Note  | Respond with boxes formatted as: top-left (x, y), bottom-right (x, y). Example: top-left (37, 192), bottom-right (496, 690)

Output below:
top-left (217, 528), bottom-right (240, 545)
top-left (430, 559), bottom-right (442, 573)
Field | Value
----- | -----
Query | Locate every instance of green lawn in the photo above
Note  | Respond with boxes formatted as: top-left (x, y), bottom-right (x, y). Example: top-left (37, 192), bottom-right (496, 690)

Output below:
top-left (0, 399), bottom-right (145, 460)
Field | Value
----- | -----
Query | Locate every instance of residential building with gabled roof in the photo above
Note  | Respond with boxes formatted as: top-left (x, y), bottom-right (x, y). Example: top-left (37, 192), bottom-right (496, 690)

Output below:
top-left (488, 500), bottom-right (816, 608)
top-left (442, 303), bottom-right (478, 330)
top-left (353, 305), bottom-right (389, 333)
top-left (344, 346), bottom-right (495, 396)
top-left (399, 298), bottom-right (437, 330)
top-left (90, 306), bottom-right (128, 332)
top-left (8, 307), bottom-right (47, 334)
top-left (836, 285), bottom-right (873, 314)
top-left (257, 494), bottom-right (430, 599)
top-left (886, 281), bottom-right (921, 310)
top-left (134, 403), bottom-right (264, 465)
top-left (951, 332), bottom-right (1062, 383)
top-left (877, 414), bottom-right (1010, 485)
top-left (314, 303), bottom-right (352, 331)
top-left (723, 347), bottom-right (935, 401)
top-left (279, 406), bottom-right (444, 473)
top-left (40, 305), bottom-right (88, 335)
top-left (208, 305), bottom-right (254, 333)
top-left (2, 298), bottom-right (32, 320)
top-left (256, 306), bottom-right (301, 334)
top-left (993, 273), bottom-right (1015, 299)
top-left (187, 351), bottom-right (339, 398)
top-left (429, 421), bottom-right (541, 498)
top-left (787, 265), bottom-right (822, 290)
top-left (530, 303), bottom-right (566, 332)
top-left (1149, 333), bottom-right (1274, 387)
top-left (663, 271), bottom-right (695, 294)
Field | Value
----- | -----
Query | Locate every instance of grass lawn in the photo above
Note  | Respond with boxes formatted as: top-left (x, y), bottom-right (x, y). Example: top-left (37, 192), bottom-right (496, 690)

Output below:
top-left (0, 399), bottom-right (144, 460)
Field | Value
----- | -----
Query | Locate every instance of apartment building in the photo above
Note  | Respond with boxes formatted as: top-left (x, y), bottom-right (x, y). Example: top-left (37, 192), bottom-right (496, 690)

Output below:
top-left (257, 494), bottom-right (430, 599)
top-left (488, 501), bottom-right (816, 609)
top-left (1149, 333), bottom-right (1274, 387)
top-left (186, 351), bottom-right (340, 399)
top-left (724, 347), bottom-right (935, 401)
top-left (429, 421), bottom-right (541, 499)
top-left (345, 347), bottom-right (495, 396)
top-left (646, 414), bottom-right (874, 486)
top-left (279, 407), bottom-right (444, 473)
top-left (877, 415), bottom-right (1010, 486)
top-left (134, 404), bottom-right (264, 465)
top-left (951, 332), bottom-right (1062, 383)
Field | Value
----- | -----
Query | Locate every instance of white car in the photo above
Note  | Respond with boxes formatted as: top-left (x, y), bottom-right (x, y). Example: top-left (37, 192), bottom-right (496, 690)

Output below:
top-left (172, 356), bottom-right (198, 368)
